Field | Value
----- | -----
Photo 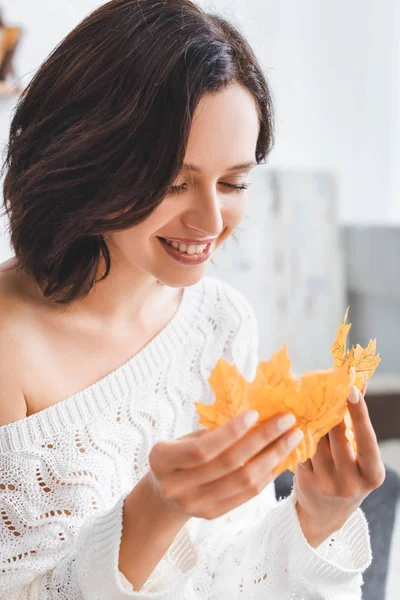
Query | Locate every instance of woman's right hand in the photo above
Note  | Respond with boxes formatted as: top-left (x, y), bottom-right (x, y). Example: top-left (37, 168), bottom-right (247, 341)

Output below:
top-left (147, 410), bottom-right (304, 521)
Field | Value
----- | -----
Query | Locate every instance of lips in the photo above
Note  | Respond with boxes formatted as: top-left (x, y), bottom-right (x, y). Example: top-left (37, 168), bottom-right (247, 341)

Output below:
top-left (158, 237), bottom-right (211, 252)
top-left (158, 236), bottom-right (212, 265)
top-left (159, 237), bottom-right (214, 246)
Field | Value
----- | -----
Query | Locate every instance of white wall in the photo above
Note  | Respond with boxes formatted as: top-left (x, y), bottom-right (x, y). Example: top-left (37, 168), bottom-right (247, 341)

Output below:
top-left (233, 0), bottom-right (400, 225)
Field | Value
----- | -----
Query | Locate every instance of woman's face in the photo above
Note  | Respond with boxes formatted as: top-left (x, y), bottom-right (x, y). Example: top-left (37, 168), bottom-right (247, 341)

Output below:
top-left (108, 82), bottom-right (260, 288)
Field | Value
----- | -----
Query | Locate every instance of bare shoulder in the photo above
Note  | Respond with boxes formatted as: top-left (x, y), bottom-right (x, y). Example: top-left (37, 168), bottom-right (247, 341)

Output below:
top-left (0, 260), bottom-right (29, 426)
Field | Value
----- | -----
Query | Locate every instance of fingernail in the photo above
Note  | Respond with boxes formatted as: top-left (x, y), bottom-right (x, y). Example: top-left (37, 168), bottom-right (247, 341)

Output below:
top-left (348, 385), bottom-right (360, 404)
top-left (277, 413), bottom-right (296, 432)
top-left (243, 410), bottom-right (259, 428)
top-left (287, 429), bottom-right (304, 448)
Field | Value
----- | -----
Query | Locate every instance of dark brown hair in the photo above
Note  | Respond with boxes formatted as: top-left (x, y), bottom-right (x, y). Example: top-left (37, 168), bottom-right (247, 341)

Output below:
top-left (1, 0), bottom-right (274, 304)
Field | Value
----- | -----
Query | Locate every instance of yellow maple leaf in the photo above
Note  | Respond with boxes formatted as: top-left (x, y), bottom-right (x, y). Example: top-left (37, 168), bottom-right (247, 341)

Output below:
top-left (331, 307), bottom-right (352, 369)
top-left (195, 358), bottom-right (253, 430)
top-left (272, 365), bottom-right (353, 476)
top-left (195, 309), bottom-right (381, 479)
top-left (348, 340), bottom-right (381, 390)
top-left (195, 346), bottom-right (296, 430)
top-left (195, 348), bottom-right (353, 477)
top-left (331, 308), bottom-right (381, 455)
top-left (331, 308), bottom-right (381, 390)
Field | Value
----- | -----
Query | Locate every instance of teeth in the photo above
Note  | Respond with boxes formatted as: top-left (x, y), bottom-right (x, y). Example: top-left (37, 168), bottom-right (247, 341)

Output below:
top-left (163, 239), bottom-right (208, 254)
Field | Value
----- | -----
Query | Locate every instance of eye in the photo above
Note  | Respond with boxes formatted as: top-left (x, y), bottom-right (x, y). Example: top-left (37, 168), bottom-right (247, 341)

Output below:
top-left (168, 183), bottom-right (188, 194)
top-left (220, 182), bottom-right (251, 193)
top-left (167, 181), bottom-right (251, 195)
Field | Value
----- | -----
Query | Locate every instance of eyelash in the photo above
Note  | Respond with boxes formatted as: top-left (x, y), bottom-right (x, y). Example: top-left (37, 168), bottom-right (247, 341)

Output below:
top-left (169, 182), bottom-right (251, 195)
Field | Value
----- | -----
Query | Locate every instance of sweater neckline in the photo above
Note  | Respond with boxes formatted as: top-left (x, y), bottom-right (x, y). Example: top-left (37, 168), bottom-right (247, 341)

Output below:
top-left (0, 278), bottom-right (205, 453)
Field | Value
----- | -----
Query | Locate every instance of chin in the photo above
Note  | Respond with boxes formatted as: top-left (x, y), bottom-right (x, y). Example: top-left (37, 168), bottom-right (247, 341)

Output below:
top-left (152, 265), bottom-right (208, 288)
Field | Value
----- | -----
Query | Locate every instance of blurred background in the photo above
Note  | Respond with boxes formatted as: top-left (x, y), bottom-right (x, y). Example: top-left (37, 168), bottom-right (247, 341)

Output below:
top-left (0, 1), bottom-right (399, 597)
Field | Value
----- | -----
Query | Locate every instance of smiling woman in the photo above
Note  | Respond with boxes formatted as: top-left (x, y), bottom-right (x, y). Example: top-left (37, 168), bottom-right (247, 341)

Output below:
top-left (0, 1), bottom-right (374, 599)
top-left (0, 0), bottom-right (273, 305)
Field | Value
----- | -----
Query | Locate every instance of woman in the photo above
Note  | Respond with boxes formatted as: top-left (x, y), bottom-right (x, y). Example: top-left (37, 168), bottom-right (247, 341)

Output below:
top-left (0, 0), bottom-right (385, 598)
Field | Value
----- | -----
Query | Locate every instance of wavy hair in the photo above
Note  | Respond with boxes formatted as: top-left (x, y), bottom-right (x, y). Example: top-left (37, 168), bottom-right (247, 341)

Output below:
top-left (1, 0), bottom-right (274, 304)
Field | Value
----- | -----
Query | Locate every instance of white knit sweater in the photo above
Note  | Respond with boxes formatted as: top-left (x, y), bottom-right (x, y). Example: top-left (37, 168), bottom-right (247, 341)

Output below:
top-left (0, 275), bottom-right (372, 599)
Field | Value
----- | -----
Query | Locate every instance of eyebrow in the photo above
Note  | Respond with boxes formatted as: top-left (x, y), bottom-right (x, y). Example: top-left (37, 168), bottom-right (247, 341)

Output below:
top-left (182, 161), bottom-right (257, 173)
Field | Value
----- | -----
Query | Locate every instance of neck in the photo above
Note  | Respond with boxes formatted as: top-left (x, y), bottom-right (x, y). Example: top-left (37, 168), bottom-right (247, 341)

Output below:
top-left (13, 255), bottom-right (180, 330)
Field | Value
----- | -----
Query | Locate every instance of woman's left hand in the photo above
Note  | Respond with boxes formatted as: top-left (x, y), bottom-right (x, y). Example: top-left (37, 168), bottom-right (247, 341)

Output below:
top-left (293, 382), bottom-right (386, 547)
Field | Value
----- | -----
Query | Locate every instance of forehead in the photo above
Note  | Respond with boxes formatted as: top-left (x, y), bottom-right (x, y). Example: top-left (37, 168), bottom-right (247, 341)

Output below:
top-left (184, 83), bottom-right (260, 171)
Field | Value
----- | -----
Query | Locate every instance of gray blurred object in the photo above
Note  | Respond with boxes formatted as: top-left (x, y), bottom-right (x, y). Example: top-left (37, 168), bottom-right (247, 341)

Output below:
top-left (208, 168), bottom-right (346, 373)
top-left (275, 466), bottom-right (399, 600)
top-left (343, 226), bottom-right (400, 441)
top-left (343, 226), bottom-right (400, 375)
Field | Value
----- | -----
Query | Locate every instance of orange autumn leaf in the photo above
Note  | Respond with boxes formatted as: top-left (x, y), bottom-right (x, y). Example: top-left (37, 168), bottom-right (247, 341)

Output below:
top-left (348, 340), bottom-right (381, 390)
top-left (332, 307), bottom-right (352, 370)
top-left (195, 357), bottom-right (254, 430)
top-left (195, 308), bottom-right (381, 478)
top-left (242, 346), bottom-right (299, 425)
top-left (195, 346), bottom-right (298, 432)
top-left (331, 308), bottom-right (381, 455)
top-left (268, 365), bottom-right (352, 477)
top-left (331, 308), bottom-right (381, 390)
top-left (195, 348), bottom-right (353, 478)
top-left (255, 344), bottom-right (294, 387)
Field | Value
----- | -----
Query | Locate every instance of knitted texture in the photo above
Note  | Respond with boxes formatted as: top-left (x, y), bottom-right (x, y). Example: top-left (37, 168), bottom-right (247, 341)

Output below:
top-left (0, 276), bottom-right (372, 599)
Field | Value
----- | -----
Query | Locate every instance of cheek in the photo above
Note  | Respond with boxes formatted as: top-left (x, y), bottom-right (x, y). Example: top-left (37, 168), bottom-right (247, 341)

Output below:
top-left (216, 199), bottom-right (248, 249)
top-left (143, 201), bottom-right (180, 231)
top-left (222, 197), bottom-right (248, 227)
top-left (109, 225), bottom-right (151, 256)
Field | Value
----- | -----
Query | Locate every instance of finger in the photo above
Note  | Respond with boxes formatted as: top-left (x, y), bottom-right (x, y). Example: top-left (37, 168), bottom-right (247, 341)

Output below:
top-left (152, 410), bottom-right (260, 473)
top-left (298, 458), bottom-right (313, 472)
top-left (191, 424), bottom-right (303, 501)
top-left (179, 429), bottom-right (209, 440)
top-left (347, 391), bottom-right (385, 485)
top-left (168, 414), bottom-right (301, 490)
top-left (328, 419), bottom-right (357, 474)
top-left (297, 428), bottom-right (314, 472)
top-left (310, 434), bottom-right (334, 475)
top-left (198, 468), bottom-right (277, 520)
top-left (361, 380), bottom-right (368, 396)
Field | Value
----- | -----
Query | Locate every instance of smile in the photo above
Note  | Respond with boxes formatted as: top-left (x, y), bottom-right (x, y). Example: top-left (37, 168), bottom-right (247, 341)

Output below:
top-left (158, 237), bottom-right (213, 266)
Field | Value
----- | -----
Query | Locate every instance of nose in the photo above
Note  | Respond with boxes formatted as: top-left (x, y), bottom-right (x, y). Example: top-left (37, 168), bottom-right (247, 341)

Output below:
top-left (186, 188), bottom-right (224, 238)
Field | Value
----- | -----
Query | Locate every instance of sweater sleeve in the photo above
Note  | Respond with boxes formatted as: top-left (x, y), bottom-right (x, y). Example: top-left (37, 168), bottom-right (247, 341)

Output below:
top-left (185, 489), bottom-right (371, 599)
top-left (0, 476), bottom-right (198, 600)
top-left (0, 461), bottom-right (370, 600)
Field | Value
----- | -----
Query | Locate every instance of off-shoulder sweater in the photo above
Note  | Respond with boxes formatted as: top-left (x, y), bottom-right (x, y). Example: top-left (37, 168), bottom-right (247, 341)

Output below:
top-left (0, 275), bottom-right (372, 599)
